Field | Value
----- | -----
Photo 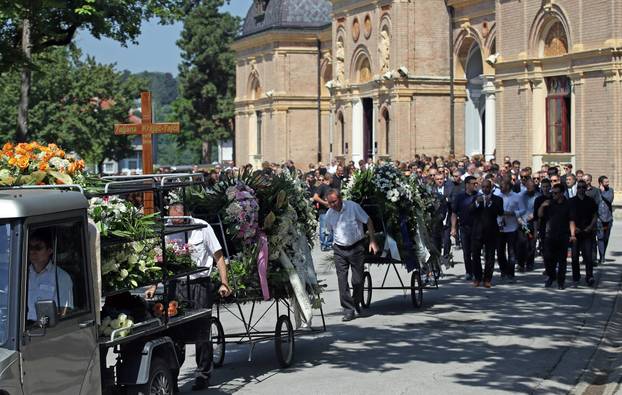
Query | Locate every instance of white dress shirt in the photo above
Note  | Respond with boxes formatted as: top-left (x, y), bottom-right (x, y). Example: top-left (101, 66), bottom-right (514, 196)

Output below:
top-left (28, 262), bottom-right (73, 321)
top-left (494, 191), bottom-right (523, 233)
top-left (325, 200), bottom-right (369, 247)
top-left (167, 218), bottom-right (222, 280)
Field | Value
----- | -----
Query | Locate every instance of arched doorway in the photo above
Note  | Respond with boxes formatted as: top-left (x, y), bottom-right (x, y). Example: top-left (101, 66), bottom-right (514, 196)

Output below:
top-left (464, 43), bottom-right (485, 156)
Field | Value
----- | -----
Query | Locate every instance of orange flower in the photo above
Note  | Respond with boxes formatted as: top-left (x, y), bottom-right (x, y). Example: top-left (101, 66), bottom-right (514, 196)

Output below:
top-left (38, 162), bottom-right (48, 171)
top-left (57, 150), bottom-right (65, 158)
top-left (2, 142), bottom-right (13, 151)
top-left (8, 157), bottom-right (16, 166)
top-left (16, 156), bottom-right (29, 170)
top-left (47, 143), bottom-right (58, 151)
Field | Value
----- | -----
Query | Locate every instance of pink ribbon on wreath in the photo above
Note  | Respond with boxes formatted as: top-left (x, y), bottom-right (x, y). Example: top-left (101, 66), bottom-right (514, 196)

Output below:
top-left (257, 231), bottom-right (271, 301)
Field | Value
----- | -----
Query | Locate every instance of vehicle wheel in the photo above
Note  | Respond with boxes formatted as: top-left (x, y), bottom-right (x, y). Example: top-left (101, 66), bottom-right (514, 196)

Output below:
top-left (361, 271), bottom-right (372, 308)
top-left (411, 271), bottom-right (423, 308)
top-left (275, 315), bottom-right (295, 368)
top-left (210, 316), bottom-right (226, 368)
top-left (128, 357), bottom-right (173, 395)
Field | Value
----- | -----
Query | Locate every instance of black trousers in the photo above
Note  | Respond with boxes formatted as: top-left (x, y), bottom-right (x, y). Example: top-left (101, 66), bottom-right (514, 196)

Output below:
top-left (173, 277), bottom-right (214, 379)
top-left (571, 233), bottom-right (594, 282)
top-left (544, 238), bottom-right (568, 285)
top-left (432, 226), bottom-right (451, 259)
top-left (516, 226), bottom-right (536, 269)
top-left (472, 235), bottom-right (497, 282)
top-left (333, 241), bottom-right (365, 313)
top-left (460, 226), bottom-right (473, 275)
top-left (497, 231), bottom-right (517, 278)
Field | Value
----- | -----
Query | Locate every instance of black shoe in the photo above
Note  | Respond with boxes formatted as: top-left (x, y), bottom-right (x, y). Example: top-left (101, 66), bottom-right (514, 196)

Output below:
top-left (526, 265), bottom-right (534, 272)
top-left (558, 284), bottom-right (565, 290)
top-left (545, 278), bottom-right (554, 288)
top-left (192, 376), bottom-right (209, 391)
top-left (517, 266), bottom-right (525, 273)
top-left (342, 311), bottom-right (356, 322)
top-left (354, 304), bottom-right (362, 315)
top-left (587, 278), bottom-right (595, 287)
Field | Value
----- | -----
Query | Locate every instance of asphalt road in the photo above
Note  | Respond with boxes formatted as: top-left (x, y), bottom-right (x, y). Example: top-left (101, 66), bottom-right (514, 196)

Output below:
top-left (179, 223), bottom-right (622, 395)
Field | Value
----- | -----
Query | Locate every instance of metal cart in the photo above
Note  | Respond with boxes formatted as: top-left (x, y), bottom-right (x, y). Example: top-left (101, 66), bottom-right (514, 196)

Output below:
top-left (361, 203), bottom-right (440, 309)
top-left (201, 216), bottom-right (327, 369)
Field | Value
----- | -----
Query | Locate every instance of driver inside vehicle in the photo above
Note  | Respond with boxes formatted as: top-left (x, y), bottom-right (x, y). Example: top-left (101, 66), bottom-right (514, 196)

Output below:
top-left (27, 228), bottom-right (74, 324)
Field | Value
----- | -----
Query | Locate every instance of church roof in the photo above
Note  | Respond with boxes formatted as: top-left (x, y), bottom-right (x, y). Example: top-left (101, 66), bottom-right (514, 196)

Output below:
top-left (241, 0), bottom-right (332, 38)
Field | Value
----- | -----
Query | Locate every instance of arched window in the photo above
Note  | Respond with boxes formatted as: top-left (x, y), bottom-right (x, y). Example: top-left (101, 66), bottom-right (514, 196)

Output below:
top-left (355, 55), bottom-right (372, 84)
top-left (249, 76), bottom-right (262, 100)
top-left (543, 21), bottom-right (568, 57)
top-left (546, 77), bottom-right (571, 153)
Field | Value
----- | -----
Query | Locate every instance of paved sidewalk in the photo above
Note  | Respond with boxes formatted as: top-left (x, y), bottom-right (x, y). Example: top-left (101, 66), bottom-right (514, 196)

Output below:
top-left (180, 223), bottom-right (622, 394)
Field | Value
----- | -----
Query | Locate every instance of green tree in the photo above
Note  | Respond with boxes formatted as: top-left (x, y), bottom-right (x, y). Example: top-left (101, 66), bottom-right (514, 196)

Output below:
top-left (0, 0), bottom-right (183, 141)
top-left (0, 46), bottom-right (146, 172)
top-left (175, 0), bottom-right (239, 163)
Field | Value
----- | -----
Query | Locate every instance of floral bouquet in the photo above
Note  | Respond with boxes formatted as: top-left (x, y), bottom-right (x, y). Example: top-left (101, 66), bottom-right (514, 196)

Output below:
top-left (155, 240), bottom-right (196, 275)
top-left (343, 163), bottom-right (438, 272)
top-left (0, 142), bottom-right (85, 186)
top-left (101, 240), bottom-right (161, 290)
top-left (88, 196), bottom-right (158, 239)
top-left (224, 183), bottom-right (260, 244)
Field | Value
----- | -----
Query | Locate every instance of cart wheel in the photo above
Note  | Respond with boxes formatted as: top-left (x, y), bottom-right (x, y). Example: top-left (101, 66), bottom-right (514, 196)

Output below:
top-left (362, 271), bottom-right (372, 308)
top-left (275, 315), bottom-right (295, 368)
top-left (210, 316), bottom-right (225, 368)
top-left (127, 357), bottom-right (173, 395)
top-left (411, 271), bottom-right (423, 308)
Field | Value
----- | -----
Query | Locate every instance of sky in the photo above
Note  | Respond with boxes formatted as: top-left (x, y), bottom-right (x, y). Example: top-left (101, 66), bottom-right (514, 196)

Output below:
top-left (75, 1), bottom-right (252, 76)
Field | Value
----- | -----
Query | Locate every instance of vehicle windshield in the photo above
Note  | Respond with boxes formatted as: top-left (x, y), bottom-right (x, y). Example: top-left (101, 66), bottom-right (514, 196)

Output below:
top-left (0, 223), bottom-right (11, 346)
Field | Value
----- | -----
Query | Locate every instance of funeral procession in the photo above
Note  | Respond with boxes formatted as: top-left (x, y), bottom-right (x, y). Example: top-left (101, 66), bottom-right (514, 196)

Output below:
top-left (0, 0), bottom-right (621, 394)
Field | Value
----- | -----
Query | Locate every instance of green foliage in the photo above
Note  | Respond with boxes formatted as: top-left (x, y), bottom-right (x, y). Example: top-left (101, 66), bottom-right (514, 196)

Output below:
top-left (0, 0), bottom-right (185, 72)
top-left (0, 46), bottom-right (146, 168)
top-left (175, 0), bottom-right (240, 162)
top-left (129, 71), bottom-right (179, 111)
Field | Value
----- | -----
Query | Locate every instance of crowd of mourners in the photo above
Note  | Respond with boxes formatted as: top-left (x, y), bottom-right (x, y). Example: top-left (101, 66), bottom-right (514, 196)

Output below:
top-left (194, 154), bottom-right (615, 291)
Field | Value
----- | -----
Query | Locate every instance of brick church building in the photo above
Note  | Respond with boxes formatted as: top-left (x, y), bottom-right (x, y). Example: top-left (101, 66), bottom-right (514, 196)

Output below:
top-left (233, 0), bottom-right (622, 192)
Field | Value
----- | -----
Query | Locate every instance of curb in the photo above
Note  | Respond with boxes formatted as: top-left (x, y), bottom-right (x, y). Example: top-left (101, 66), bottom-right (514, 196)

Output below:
top-left (570, 268), bottom-right (622, 395)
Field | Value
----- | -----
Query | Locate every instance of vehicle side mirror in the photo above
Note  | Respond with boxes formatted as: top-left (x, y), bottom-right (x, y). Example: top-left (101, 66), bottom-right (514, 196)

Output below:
top-left (35, 300), bottom-right (58, 329)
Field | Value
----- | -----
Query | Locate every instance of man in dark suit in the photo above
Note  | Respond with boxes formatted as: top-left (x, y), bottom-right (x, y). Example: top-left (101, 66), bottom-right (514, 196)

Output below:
top-left (470, 179), bottom-right (504, 288)
top-left (451, 176), bottom-right (479, 280)
top-left (432, 173), bottom-right (453, 259)
top-left (538, 183), bottom-right (575, 289)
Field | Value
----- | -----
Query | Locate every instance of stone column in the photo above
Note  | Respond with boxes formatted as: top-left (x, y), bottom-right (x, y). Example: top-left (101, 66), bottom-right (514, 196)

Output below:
top-left (352, 98), bottom-right (363, 164)
top-left (483, 76), bottom-right (496, 160)
top-left (328, 102), bottom-right (335, 162)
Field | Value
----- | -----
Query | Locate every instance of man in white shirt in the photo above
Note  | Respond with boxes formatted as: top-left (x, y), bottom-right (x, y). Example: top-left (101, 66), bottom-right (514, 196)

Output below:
top-left (146, 202), bottom-right (231, 391)
top-left (495, 178), bottom-right (523, 283)
top-left (324, 190), bottom-right (379, 321)
top-left (27, 228), bottom-right (73, 322)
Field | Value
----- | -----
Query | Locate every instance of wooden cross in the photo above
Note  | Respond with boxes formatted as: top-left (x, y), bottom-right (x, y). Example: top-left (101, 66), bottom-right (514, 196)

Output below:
top-left (114, 91), bottom-right (180, 214)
